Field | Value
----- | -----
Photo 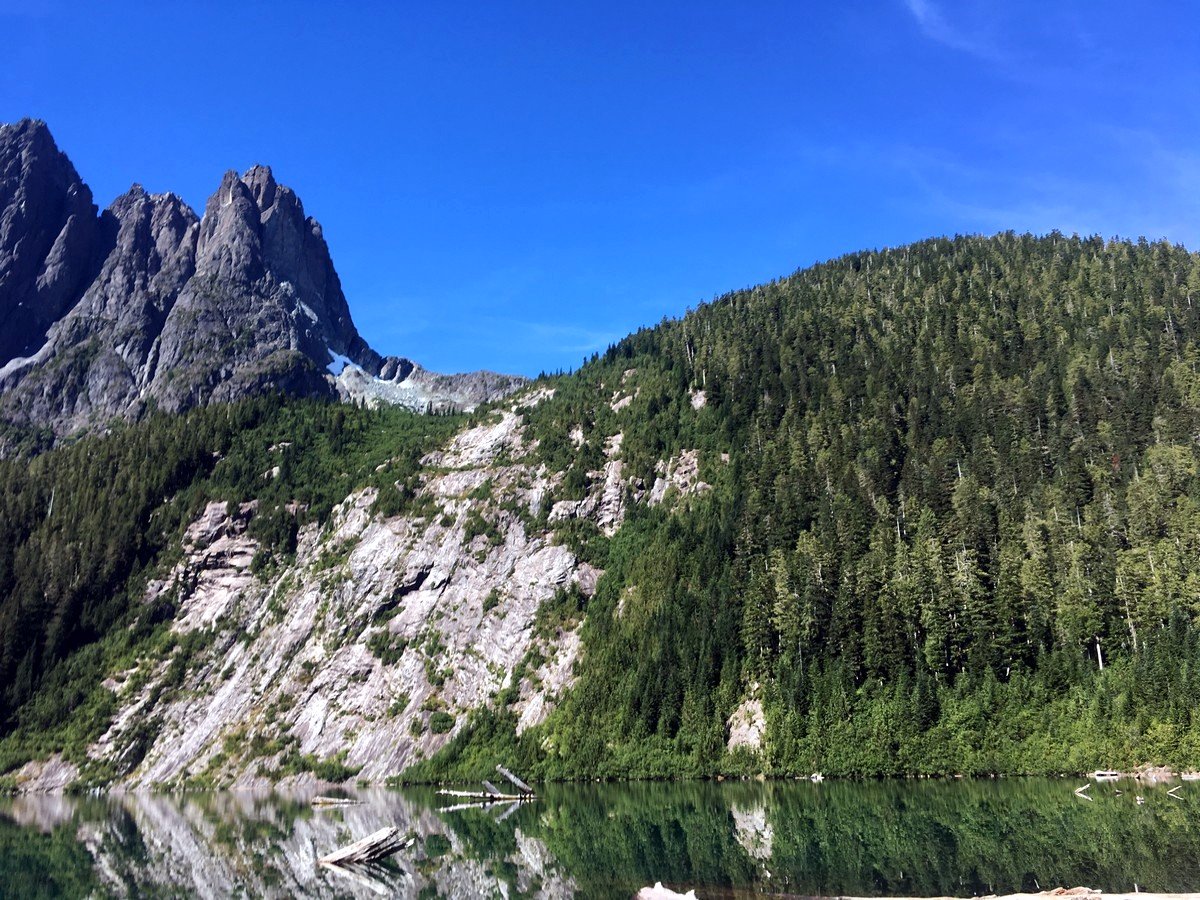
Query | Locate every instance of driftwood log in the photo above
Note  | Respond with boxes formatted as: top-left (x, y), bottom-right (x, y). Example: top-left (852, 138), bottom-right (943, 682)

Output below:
top-left (435, 765), bottom-right (538, 808)
top-left (496, 765), bottom-right (534, 794)
top-left (312, 795), bottom-right (360, 807)
top-left (436, 787), bottom-right (530, 802)
top-left (319, 826), bottom-right (411, 865)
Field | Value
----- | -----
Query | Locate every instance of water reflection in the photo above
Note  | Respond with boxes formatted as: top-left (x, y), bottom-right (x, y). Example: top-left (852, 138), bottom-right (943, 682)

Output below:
top-left (2, 778), bottom-right (1199, 898)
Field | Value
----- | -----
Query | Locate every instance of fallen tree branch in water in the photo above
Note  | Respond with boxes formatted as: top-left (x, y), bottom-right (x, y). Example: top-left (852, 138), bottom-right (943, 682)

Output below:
top-left (319, 826), bottom-right (411, 865)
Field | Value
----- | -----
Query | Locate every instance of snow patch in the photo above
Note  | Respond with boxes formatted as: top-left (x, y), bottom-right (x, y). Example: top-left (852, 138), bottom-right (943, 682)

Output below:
top-left (0, 338), bottom-right (54, 381)
top-left (326, 347), bottom-right (354, 376)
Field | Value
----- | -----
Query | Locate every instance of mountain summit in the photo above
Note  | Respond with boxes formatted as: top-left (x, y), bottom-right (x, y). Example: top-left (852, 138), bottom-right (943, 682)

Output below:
top-left (0, 120), bottom-right (524, 444)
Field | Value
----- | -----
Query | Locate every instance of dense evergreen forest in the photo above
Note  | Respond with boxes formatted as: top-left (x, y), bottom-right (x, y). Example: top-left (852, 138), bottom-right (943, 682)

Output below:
top-left (425, 232), bottom-right (1200, 779)
top-left (5, 231), bottom-right (1200, 784)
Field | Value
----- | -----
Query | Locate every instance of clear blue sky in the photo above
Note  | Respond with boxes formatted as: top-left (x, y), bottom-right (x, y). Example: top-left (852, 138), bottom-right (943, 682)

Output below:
top-left (3, 1), bottom-right (1198, 376)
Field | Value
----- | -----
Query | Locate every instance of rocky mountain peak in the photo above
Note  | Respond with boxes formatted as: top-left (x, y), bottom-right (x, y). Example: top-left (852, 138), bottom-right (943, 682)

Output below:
top-left (194, 170), bottom-right (262, 282)
top-left (241, 164), bottom-right (277, 211)
top-left (0, 121), bottom-right (526, 448)
top-left (0, 118), bottom-right (98, 365)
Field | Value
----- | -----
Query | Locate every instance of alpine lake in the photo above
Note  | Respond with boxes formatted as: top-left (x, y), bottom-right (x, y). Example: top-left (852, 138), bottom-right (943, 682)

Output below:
top-left (1, 777), bottom-right (1199, 898)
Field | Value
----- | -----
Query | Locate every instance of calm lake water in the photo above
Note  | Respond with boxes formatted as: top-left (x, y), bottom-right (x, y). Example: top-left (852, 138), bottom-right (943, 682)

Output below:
top-left (1, 778), bottom-right (1198, 898)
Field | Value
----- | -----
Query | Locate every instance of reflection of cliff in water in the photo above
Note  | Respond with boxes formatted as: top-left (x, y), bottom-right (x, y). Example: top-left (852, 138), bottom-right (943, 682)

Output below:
top-left (1, 788), bottom-right (575, 899)
top-left (2, 779), bottom-right (1200, 898)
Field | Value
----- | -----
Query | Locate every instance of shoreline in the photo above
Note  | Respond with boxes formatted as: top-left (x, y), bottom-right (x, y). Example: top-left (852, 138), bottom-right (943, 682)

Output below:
top-left (637, 889), bottom-right (1200, 900)
top-left (3, 766), bottom-right (1198, 796)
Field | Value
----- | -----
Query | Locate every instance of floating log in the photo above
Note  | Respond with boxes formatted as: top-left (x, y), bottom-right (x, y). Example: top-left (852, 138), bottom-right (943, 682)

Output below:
top-left (496, 764), bottom-right (535, 795)
top-left (436, 787), bottom-right (530, 803)
top-left (312, 796), bottom-right (360, 807)
top-left (319, 826), bottom-right (411, 865)
top-left (436, 766), bottom-right (537, 810)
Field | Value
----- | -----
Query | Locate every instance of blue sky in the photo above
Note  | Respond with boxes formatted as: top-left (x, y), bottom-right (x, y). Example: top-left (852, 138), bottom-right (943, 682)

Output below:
top-left (3, 1), bottom-right (1198, 376)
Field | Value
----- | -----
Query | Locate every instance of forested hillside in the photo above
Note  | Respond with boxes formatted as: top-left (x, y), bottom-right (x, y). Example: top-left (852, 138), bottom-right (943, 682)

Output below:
top-left (0, 399), bottom-right (459, 777)
top-left (428, 232), bottom-right (1200, 779)
top-left (5, 231), bottom-right (1200, 788)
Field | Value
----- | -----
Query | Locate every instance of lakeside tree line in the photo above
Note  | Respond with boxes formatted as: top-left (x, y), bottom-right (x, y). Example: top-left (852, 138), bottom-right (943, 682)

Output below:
top-left (431, 232), bottom-right (1200, 779)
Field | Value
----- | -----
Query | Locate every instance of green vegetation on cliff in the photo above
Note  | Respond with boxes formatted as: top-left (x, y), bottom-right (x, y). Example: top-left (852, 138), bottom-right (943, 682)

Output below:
top-left (6, 231), bottom-right (1200, 784)
top-left (0, 398), bottom-right (459, 776)
top-left (423, 232), bottom-right (1200, 779)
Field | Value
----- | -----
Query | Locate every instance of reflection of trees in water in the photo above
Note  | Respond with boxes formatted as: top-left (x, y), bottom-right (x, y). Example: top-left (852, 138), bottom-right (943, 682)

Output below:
top-left (0, 803), bottom-right (101, 899)
top-left (527, 779), bottom-right (1200, 897)
top-left (761, 778), bottom-right (1200, 896)
top-left (2, 780), bottom-right (1199, 898)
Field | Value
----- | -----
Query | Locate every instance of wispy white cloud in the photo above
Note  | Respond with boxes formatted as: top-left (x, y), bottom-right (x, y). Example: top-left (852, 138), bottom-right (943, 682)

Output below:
top-left (902, 0), bottom-right (1005, 62)
top-left (871, 136), bottom-right (1200, 247)
top-left (783, 125), bottom-right (1200, 251)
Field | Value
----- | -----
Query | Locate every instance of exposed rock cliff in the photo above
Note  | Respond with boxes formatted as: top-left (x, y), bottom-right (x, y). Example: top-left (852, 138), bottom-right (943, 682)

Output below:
top-left (12, 390), bottom-right (586, 789)
top-left (0, 119), bottom-right (98, 366)
top-left (0, 120), bottom-right (524, 443)
top-left (4, 789), bottom-right (577, 898)
top-left (6, 382), bottom-right (721, 792)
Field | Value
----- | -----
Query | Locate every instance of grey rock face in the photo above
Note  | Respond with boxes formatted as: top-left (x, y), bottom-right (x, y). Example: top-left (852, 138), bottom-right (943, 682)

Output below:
top-left (0, 185), bottom-right (201, 433)
top-left (0, 121), bottom-right (526, 442)
top-left (335, 358), bottom-right (529, 414)
top-left (9, 393), bottom-right (587, 793)
top-left (0, 119), bottom-right (98, 365)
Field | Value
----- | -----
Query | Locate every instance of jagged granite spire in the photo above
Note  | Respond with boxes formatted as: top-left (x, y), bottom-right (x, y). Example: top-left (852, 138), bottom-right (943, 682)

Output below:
top-left (0, 122), bottom-right (526, 445)
top-left (0, 119), bottom-right (98, 365)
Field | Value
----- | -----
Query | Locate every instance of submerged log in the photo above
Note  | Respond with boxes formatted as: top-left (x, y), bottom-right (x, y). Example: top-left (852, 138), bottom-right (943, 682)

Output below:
top-left (319, 826), bottom-right (411, 865)
top-left (319, 859), bottom-right (398, 897)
